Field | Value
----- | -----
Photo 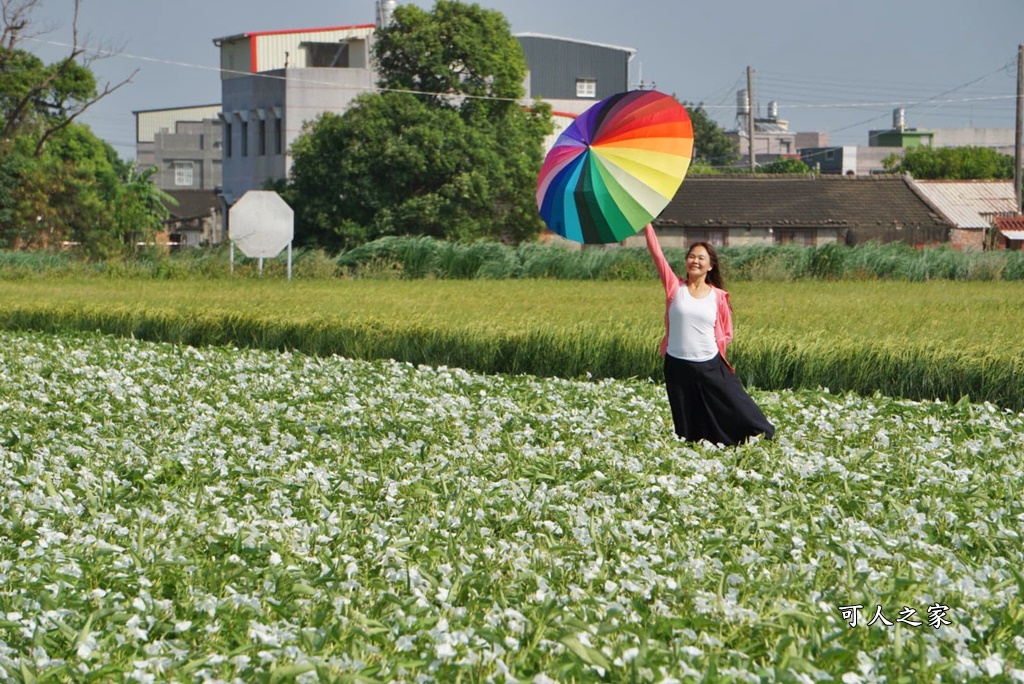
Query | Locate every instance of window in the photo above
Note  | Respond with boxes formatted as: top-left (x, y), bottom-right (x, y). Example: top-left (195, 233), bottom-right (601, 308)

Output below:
top-left (576, 78), bottom-right (597, 98)
top-left (825, 150), bottom-right (835, 160)
top-left (174, 162), bottom-right (194, 187)
top-left (241, 121), bottom-right (249, 157)
top-left (274, 118), bottom-right (283, 155)
top-left (224, 122), bottom-right (232, 157)
top-left (258, 119), bottom-right (267, 156)
top-left (775, 229), bottom-right (817, 246)
top-left (686, 230), bottom-right (726, 248)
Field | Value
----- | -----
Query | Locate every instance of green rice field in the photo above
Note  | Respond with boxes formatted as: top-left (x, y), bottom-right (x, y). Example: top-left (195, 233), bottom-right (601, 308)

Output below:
top-left (0, 279), bottom-right (1022, 410)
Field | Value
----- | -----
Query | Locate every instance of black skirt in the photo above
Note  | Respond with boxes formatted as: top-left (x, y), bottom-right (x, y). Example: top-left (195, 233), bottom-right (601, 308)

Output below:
top-left (663, 353), bottom-right (775, 445)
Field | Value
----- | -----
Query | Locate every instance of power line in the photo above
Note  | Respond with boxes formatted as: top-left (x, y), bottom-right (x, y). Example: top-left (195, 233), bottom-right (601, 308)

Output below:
top-left (25, 35), bottom-right (1019, 119)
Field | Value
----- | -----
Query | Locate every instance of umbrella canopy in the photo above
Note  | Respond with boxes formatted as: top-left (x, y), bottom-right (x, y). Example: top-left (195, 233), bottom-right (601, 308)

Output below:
top-left (537, 90), bottom-right (693, 244)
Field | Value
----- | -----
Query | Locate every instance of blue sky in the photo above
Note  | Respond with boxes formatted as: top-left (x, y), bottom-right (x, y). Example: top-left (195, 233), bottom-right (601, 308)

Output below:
top-left (23, 0), bottom-right (1024, 159)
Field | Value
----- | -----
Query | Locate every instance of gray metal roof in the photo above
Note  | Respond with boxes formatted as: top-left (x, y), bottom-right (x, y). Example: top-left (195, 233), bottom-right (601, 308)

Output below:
top-left (909, 179), bottom-right (1017, 230)
top-left (513, 32), bottom-right (636, 55)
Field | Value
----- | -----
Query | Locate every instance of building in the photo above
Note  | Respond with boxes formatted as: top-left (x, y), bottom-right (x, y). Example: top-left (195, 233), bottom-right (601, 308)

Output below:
top-left (799, 145), bottom-right (895, 176)
top-left (213, 9), bottom-right (636, 209)
top-left (213, 22), bottom-right (378, 207)
top-left (514, 32), bottom-right (634, 115)
top-left (909, 180), bottom-right (1018, 250)
top-left (163, 190), bottom-right (224, 247)
top-left (134, 105), bottom-right (223, 191)
top-left (818, 109), bottom-right (1019, 177)
top-left (619, 174), bottom-right (952, 249)
top-left (993, 216), bottom-right (1024, 250)
top-left (515, 32), bottom-right (635, 152)
top-left (930, 128), bottom-right (1015, 155)
top-left (727, 91), bottom-right (829, 165)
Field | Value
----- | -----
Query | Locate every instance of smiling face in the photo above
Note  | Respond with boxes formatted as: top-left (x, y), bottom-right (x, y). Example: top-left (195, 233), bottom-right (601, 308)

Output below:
top-left (685, 244), bottom-right (713, 282)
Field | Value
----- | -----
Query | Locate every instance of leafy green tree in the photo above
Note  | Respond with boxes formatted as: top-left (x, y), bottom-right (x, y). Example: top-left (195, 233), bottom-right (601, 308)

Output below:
top-left (681, 101), bottom-right (739, 167)
top-left (758, 158), bottom-right (810, 174)
top-left (0, 0), bottom-right (168, 258)
top-left (374, 0), bottom-right (526, 106)
top-left (882, 146), bottom-right (1014, 179)
top-left (285, 0), bottom-right (552, 249)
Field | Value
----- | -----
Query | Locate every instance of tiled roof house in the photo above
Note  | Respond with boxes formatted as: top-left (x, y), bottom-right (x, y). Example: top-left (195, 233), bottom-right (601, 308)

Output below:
top-left (620, 174), bottom-right (954, 249)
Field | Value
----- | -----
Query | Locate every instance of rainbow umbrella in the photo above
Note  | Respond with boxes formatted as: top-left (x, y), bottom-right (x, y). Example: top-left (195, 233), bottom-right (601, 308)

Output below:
top-left (537, 90), bottom-right (693, 244)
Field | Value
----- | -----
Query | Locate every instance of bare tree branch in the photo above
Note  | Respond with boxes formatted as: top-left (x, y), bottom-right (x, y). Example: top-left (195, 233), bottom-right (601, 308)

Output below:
top-left (2, 0), bottom-right (138, 154)
top-left (34, 70), bottom-right (136, 154)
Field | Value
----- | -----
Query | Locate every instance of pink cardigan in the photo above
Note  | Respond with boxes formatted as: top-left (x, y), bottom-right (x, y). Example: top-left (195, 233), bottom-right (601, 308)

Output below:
top-left (644, 225), bottom-right (735, 372)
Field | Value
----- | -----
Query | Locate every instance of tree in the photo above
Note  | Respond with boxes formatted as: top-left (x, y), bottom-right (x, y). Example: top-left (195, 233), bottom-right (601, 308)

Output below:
top-left (882, 146), bottom-right (1014, 180)
top-left (680, 101), bottom-right (738, 168)
top-left (1, 0), bottom-right (136, 154)
top-left (285, 1), bottom-right (552, 249)
top-left (758, 158), bottom-right (810, 174)
top-left (1, 0), bottom-right (169, 257)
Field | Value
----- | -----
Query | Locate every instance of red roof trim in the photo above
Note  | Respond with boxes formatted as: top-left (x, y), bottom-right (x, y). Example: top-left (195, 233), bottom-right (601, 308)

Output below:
top-left (245, 24), bottom-right (374, 38)
top-left (247, 24), bottom-right (374, 73)
top-left (550, 110), bottom-right (580, 119)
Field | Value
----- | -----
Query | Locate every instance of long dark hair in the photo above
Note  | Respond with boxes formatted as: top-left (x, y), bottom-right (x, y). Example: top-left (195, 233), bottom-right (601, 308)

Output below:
top-left (687, 241), bottom-right (725, 289)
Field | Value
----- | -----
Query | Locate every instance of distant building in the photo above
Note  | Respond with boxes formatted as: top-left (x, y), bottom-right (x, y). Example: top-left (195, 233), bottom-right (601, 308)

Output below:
top-left (799, 145), bottom-right (895, 176)
top-left (213, 22), bottom-right (378, 207)
top-left (868, 108), bottom-right (934, 148)
top-left (909, 179), bottom-right (1017, 250)
top-left (163, 190), bottom-right (224, 247)
top-left (993, 216), bottom-right (1024, 250)
top-left (929, 128), bottom-right (1015, 155)
top-left (726, 92), bottom-right (828, 165)
top-left (515, 32), bottom-right (635, 151)
top-left (804, 109), bottom-right (1017, 177)
top-left (134, 105), bottom-right (223, 191)
top-left (514, 32), bottom-right (634, 115)
top-left (619, 174), bottom-right (952, 249)
top-left (211, 10), bottom-right (636, 208)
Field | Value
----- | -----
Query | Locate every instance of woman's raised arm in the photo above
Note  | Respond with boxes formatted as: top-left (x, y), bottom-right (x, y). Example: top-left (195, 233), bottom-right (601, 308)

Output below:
top-left (644, 224), bottom-right (677, 294)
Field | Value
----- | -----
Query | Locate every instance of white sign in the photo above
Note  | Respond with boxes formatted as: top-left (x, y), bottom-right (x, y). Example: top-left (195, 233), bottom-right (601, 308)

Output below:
top-left (229, 191), bottom-right (294, 258)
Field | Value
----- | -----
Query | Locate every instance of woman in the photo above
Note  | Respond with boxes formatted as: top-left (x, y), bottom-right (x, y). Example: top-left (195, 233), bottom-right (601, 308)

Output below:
top-left (644, 224), bottom-right (774, 445)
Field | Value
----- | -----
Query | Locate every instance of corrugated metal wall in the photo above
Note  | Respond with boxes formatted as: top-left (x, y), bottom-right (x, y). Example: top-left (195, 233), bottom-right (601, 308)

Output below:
top-left (517, 36), bottom-right (631, 101)
top-left (254, 28), bottom-right (375, 72)
top-left (136, 105), bottom-right (222, 143)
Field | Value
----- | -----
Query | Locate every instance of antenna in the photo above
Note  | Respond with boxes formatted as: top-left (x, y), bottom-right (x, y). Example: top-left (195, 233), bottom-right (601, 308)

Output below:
top-left (630, 61), bottom-right (656, 91)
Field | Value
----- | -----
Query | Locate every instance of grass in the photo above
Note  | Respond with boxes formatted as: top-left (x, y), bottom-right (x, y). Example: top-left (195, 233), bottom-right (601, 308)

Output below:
top-left (4, 240), bottom-right (1024, 282)
top-left (0, 330), bottom-right (1021, 682)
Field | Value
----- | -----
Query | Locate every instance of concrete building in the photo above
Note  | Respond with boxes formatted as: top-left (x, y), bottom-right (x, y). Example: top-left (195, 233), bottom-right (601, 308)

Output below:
top-left (928, 128), bottom-right (1015, 155)
top-left (799, 145), bottom-right (895, 176)
top-left (213, 23), bottom-right (378, 207)
top-left (727, 91), bottom-right (829, 165)
top-left (801, 109), bottom-right (1016, 177)
top-left (134, 105), bottom-right (223, 191)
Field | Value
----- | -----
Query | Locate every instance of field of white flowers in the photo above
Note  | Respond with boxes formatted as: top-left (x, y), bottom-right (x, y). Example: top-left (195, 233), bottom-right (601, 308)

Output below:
top-left (0, 330), bottom-right (1022, 683)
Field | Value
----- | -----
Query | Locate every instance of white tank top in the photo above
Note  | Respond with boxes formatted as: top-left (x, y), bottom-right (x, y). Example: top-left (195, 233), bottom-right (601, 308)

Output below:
top-left (667, 287), bottom-right (718, 361)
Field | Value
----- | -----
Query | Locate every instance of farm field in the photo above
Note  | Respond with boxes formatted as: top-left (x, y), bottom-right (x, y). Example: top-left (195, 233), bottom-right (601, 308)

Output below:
top-left (0, 330), bottom-right (1021, 682)
top-left (0, 278), bottom-right (1022, 344)
top-left (1, 279), bottom-right (1022, 409)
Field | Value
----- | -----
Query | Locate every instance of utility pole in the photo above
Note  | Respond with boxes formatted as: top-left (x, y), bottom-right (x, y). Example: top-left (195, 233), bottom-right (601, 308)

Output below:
top-left (1016, 44), bottom-right (1023, 212)
top-left (747, 66), bottom-right (757, 172)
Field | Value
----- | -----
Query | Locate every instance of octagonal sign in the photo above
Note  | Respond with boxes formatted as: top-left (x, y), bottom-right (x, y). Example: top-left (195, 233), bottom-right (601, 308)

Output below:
top-left (229, 191), bottom-right (294, 258)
